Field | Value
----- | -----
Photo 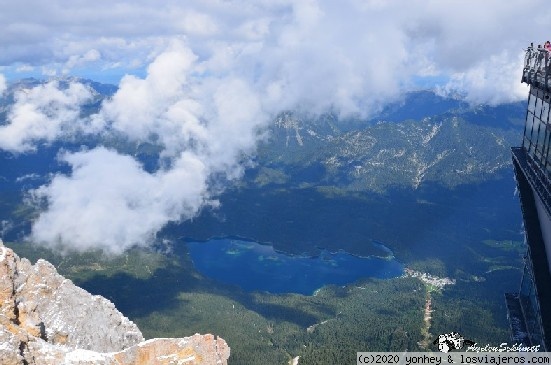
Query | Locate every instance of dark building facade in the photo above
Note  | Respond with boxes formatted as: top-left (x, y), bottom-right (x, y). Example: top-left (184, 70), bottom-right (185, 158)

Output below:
top-left (506, 44), bottom-right (551, 351)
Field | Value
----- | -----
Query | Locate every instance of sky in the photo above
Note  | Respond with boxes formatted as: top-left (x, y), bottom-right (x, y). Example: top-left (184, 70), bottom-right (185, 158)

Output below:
top-left (0, 0), bottom-right (549, 253)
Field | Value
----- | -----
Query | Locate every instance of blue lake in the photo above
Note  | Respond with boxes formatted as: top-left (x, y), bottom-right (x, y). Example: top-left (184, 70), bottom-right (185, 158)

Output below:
top-left (186, 238), bottom-right (404, 295)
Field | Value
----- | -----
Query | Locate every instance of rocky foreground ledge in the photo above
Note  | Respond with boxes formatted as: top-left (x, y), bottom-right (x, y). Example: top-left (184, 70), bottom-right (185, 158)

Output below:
top-left (0, 240), bottom-right (230, 365)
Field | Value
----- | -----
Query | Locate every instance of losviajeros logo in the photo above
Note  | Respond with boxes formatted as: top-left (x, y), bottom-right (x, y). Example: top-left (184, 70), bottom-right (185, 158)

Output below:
top-left (433, 332), bottom-right (475, 353)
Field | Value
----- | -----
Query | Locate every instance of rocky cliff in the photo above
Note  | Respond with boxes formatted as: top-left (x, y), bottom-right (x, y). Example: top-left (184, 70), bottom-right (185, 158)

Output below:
top-left (0, 240), bottom-right (230, 365)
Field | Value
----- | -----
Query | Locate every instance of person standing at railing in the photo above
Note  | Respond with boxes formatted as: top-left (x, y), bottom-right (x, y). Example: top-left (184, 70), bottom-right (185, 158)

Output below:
top-left (544, 42), bottom-right (551, 77)
top-left (542, 42), bottom-right (551, 87)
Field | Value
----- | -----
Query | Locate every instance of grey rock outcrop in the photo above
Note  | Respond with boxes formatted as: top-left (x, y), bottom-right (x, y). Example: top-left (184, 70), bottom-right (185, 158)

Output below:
top-left (0, 240), bottom-right (230, 365)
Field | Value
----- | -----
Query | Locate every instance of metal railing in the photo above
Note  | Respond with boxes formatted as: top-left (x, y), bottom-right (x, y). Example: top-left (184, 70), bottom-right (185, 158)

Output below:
top-left (513, 147), bottom-right (551, 219)
top-left (522, 43), bottom-right (551, 91)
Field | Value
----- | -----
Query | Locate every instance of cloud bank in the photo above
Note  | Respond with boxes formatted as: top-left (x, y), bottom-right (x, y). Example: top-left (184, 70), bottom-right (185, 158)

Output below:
top-left (30, 147), bottom-right (210, 254)
top-left (0, 0), bottom-right (546, 253)
top-left (17, 42), bottom-right (268, 253)
top-left (1, 0), bottom-right (545, 105)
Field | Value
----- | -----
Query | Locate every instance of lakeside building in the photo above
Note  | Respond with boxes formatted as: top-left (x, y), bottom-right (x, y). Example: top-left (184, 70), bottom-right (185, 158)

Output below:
top-left (506, 43), bottom-right (551, 351)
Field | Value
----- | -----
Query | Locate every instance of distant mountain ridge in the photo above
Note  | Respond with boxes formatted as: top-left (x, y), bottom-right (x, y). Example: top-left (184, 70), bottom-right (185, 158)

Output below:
top-left (252, 92), bottom-right (524, 192)
top-left (0, 79), bottom-right (525, 194)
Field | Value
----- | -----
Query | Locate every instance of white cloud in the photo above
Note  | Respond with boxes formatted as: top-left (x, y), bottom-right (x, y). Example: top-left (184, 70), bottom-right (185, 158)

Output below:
top-left (41, 67), bottom-right (57, 77)
top-left (16, 64), bottom-right (34, 72)
top-left (30, 147), bottom-right (209, 254)
top-left (97, 40), bottom-right (266, 165)
top-left (0, 0), bottom-right (547, 104)
top-left (97, 42), bottom-right (200, 155)
top-left (63, 49), bottom-right (101, 73)
top-left (0, 81), bottom-right (93, 152)
top-left (173, 9), bottom-right (218, 36)
top-left (437, 51), bottom-right (529, 105)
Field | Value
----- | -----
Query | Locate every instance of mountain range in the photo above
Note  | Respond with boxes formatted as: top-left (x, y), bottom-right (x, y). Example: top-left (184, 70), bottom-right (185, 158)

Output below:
top-left (0, 79), bottom-right (528, 364)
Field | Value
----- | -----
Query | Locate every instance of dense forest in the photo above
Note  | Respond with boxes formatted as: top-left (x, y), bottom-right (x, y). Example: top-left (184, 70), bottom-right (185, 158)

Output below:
top-left (6, 239), bottom-right (519, 365)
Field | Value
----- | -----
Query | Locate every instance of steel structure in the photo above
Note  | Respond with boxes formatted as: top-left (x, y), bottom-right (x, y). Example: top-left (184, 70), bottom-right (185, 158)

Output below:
top-left (506, 43), bottom-right (551, 351)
